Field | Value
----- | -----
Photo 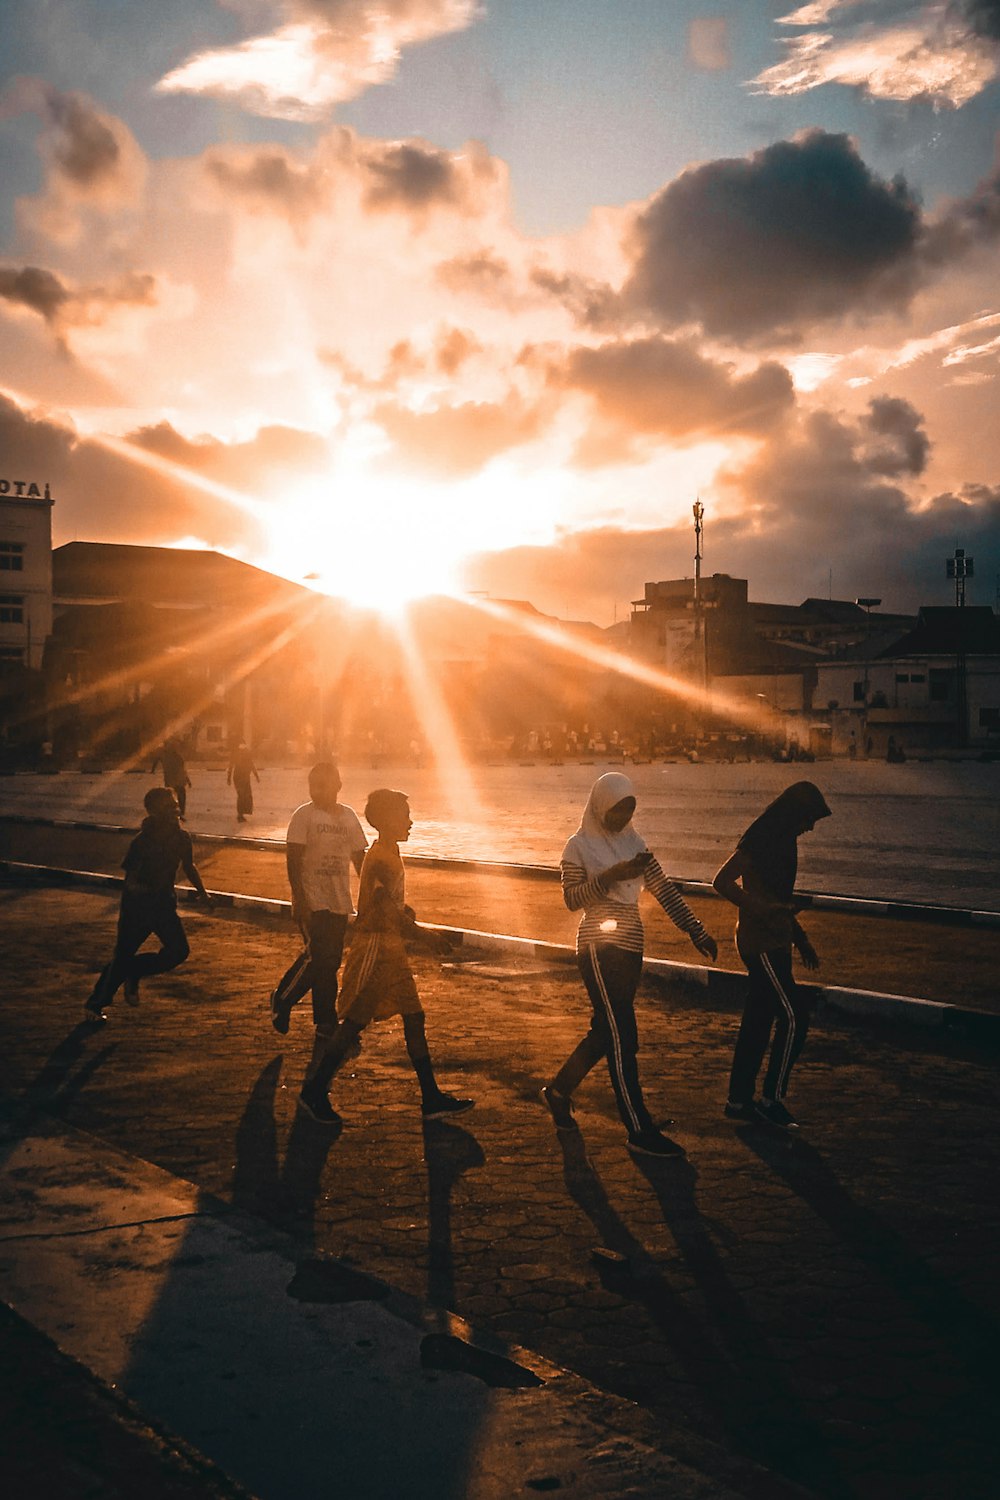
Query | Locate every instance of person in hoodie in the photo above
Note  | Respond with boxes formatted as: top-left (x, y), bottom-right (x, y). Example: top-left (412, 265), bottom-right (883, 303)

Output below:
top-left (84, 785), bottom-right (212, 1021)
top-left (713, 780), bottom-right (832, 1131)
top-left (541, 771), bottom-right (718, 1159)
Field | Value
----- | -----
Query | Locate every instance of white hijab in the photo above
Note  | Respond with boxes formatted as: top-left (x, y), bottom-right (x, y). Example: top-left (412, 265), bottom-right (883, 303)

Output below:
top-left (562, 771), bottom-right (648, 902)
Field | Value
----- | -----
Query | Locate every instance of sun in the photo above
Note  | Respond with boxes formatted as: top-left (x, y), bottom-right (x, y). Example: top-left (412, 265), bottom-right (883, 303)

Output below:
top-left (261, 472), bottom-right (465, 614)
top-left (260, 464), bottom-right (561, 616)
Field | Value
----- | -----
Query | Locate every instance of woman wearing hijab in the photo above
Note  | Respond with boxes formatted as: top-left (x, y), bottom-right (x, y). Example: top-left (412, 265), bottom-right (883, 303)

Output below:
top-left (713, 780), bottom-right (832, 1131)
top-left (542, 772), bottom-right (718, 1158)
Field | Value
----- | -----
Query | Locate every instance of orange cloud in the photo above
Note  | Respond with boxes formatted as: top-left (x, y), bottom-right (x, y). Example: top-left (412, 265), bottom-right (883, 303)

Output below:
top-left (155, 0), bottom-right (481, 121)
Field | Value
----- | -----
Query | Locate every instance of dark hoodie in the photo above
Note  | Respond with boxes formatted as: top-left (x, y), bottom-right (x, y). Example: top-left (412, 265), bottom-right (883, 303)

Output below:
top-left (734, 781), bottom-right (831, 956)
top-left (122, 815), bottom-right (193, 899)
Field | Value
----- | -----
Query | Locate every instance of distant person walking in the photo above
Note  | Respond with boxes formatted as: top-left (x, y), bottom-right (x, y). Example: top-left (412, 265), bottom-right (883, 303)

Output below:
top-left (541, 772), bottom-right (718, 1159)
top-left (298, 788), bottom-right (473, 1126)
top-left (152, 736), bottom-right (191, 818)
top-left (269, 764), bottom-right (367, 1079)
top-left (713, 780), bottom-right (831, 1131)
top-left (84, 786), bottom-right (212, 1021)
top-left (227, 742), bottom-right (260, 822)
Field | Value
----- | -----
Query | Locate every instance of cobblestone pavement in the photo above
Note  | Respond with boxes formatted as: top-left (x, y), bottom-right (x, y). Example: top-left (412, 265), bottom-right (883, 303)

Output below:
top-left (1, 886), bottom-right (998, 1500)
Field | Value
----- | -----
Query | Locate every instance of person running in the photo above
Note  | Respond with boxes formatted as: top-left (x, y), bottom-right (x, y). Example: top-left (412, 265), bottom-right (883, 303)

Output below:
top-left (541, 771), bottom-right (718, 1159)
top-left (226, 742), bottom-right (260, 822)
top-left (298, 788), bottom-right (473, 1127)
top-left (152, 737), bottom-right (191, 818)
top-left (713, 780), bottom-right (831, 1132)
top-left (269, 764), bottom-right (367, 1076)
top-left (84, 786), bottom-right (212, 1021)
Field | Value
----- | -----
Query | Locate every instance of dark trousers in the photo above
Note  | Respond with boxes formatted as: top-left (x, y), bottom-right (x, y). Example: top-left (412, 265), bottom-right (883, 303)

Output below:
top-left (234, 780), bottom-right (253, 817)
top-left (553, 944), bottom-right (654, 1137)
top-left (728, 947), bottom-right (810, 1103)
top-left (167, 781), bottom-right (187, 817)
top-left (272, 910), bottom-right (348, 1028)
top-left (92, 892), bottom-right (190, 1005)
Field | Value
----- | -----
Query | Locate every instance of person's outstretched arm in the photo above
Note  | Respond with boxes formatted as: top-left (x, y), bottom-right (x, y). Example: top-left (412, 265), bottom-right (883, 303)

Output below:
top-left (644, 857), bottom-right (717, 960)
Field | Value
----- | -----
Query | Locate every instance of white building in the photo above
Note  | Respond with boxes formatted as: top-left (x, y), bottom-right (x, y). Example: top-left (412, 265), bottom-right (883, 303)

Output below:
top-left (0, 478), bottom-right (54, 669)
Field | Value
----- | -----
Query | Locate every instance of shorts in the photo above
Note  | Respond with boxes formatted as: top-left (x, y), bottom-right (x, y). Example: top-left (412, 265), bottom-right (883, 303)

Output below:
top-left (337, 931), bottom-right (422, 1024)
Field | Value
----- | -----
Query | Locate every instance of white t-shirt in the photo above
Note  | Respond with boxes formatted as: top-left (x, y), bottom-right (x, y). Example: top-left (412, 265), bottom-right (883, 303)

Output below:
top-left (286, 800), bottom-right (367, 914)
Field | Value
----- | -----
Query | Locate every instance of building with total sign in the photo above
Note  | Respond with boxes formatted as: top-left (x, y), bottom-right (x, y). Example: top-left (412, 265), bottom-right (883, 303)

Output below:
top-left (0, 478), bottom-right (54, 670)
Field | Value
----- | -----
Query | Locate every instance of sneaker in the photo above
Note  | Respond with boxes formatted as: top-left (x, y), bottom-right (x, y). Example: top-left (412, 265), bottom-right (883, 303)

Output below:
top-left (270, 988), bottom-right (291, 1036)
top-left (626, 1130), bottom-right (686, 1159)
top-left (123, 976), bottom-right (140, 1008)
top-left (297, 1087), bottom-right (341, 1126)
top-left (755, 1099), bottom-right (799, 1131)
top-left (422, 1094), bottom-right (475, 1120)
top-left (541, 1085), bottom-right (578, 1132)
top-left (724, 1100), bottom-right (760, 1123)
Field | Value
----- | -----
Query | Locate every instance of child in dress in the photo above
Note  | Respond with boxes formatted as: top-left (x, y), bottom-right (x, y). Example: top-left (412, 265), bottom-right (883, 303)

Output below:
top-left (298, 789), bottom-right (473, 1126)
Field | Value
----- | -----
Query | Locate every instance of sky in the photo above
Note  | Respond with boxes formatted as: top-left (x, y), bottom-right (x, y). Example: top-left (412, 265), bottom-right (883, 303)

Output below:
top-left (1, 0), bottom-right (999, 622)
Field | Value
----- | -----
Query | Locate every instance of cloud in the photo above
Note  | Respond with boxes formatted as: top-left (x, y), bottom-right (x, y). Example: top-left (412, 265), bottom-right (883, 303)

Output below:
top-left (202, 129), bottom-right (504, 226)
top-left (0, 264), bottom-right (157, 344)
top-left (625, 130), bottom-right (922, 341)
top-left (0, 395), bottom-right (260, 550)
top-left (689, 17), bottom-right (732, 71)
top-left (543, 336), bottom-right (795, 464)
top-left (155, 0), bottom-right (481, 121)
top-left (0, 80), bottom-right (146, 242)
top-left (372, 392), bottom-right (544, 477)
top-left (464, 398), bottom-right (998, 619)
top-left (752, 1), bottom-right (1000, 108)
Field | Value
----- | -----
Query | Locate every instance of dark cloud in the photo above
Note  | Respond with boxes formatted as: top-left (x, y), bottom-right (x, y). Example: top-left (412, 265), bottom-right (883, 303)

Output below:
top-left (0, 264), bottom-right (156, 344)
top-left (862, 397), bottom-right (930, 477)
top-left (42, 87), bottom-right (125, 190)
top-left (0, 81), bottom-right (142, 201)
top-left (924, 160), bottom-right (1000, 265)
top-left (625, 130), bottom-right (922, 340)
top-left (373, 394), bottom-right (544, 477)
top-left (544, 336), bottom-right (795, 464)
top-left (362, 140), bottom-right (478, 212)
top-left (529, 267), bottom-right (619, 330)
top-left (0, 266), bottom-right (70, 324)
top-left (962, 0), bottom-right (1000, 41)
top-left (204, 148), bottom-right (321, 217)
top-left (0, 396), bottom-right (241, 547)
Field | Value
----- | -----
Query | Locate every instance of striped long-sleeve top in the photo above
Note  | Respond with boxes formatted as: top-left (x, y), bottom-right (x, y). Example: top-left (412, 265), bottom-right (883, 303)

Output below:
top-left (561, 855), bottom-right (710, 956)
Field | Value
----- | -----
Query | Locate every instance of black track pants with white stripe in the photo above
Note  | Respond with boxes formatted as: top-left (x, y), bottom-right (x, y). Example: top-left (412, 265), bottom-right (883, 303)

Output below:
top-left (728, 947), bottom-right (810, 1104)
top-left (553, 943), bottom-right (654, 1137)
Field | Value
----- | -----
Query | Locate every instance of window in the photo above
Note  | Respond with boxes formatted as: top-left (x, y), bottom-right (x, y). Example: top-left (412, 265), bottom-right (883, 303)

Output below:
top-left (853, 680), bottom-right (865, 702)
top-left (909, 674), bottom-right (925, 684)
top-left (980, 707), bottom-right (1000, 730)
top-left (0, 595), bottom-right (24, 623)
top-left (0, 645), bottom-right (24, 661)
top-left (895, 674), bottom-right (909, 684)
top-left (929, 669), bottom-right (954, 703)
top-left (0, 542), bottom-right (24, 571)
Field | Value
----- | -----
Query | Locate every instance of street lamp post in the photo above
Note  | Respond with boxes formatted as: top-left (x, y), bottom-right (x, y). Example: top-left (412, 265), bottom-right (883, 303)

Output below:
top-left (856, 597), bottom-right (881, 752)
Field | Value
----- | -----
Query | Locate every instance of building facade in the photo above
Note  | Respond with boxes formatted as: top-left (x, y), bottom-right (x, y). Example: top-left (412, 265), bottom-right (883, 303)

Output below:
top-left (0, 479), bottom-right (53, 670)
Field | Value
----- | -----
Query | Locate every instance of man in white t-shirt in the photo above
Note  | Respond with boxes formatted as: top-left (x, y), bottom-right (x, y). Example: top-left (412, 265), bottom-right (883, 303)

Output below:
top-left (269, 763), bottom-right (367, 1044)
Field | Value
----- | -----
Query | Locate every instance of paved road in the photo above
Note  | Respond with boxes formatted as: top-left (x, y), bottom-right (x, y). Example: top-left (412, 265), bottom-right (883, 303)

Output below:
top-left (4, 758), bottom-right (1000, 907)
top-left (1, 884), bottom-right (998, 1498)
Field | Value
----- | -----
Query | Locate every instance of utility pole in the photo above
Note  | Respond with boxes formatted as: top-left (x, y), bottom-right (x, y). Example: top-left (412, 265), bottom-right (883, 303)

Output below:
top-left (947, 547), bottom-right (973, 747)
top-left (692, 500), bottom-right (706, 718)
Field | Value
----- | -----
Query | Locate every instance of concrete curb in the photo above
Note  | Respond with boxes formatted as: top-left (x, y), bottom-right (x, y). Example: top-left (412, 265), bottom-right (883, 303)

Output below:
top-left (4, 814), bottom-right (998, 929)
top-left (3, 858), bottom-right (997, 1042)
